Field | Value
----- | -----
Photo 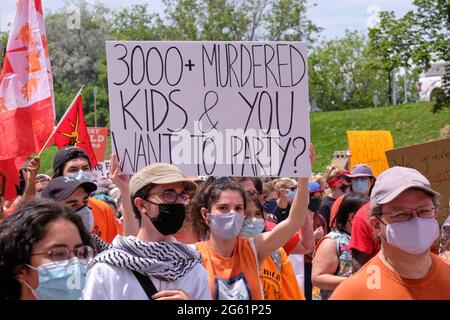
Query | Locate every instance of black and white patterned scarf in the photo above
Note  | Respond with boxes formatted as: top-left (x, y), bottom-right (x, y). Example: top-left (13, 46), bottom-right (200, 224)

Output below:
top-left (93, 236), bottom-right (202, 281)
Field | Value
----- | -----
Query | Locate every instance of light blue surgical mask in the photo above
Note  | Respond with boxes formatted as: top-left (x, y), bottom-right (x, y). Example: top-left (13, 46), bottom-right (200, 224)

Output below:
top-left (352, 178), bottom-right (370, 194)
top-left (287, 190), bottom-right (296, 203)
top-left (207, 211), bottom-right (245, 240)
top-left (66, 170), bottom-right (93, 183)
top-left (25, 258), bottom-right (87, 300)
top-left (240, 217), bottom-right (265, 238)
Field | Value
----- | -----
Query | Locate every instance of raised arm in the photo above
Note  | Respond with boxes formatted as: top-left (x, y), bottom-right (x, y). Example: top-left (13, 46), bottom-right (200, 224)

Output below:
top-left (254, 144), bottom-right (315, 263)
top-left (109, 154), bottom-right (139, 236)
top-left (20, 156), bottom-right (40, 204)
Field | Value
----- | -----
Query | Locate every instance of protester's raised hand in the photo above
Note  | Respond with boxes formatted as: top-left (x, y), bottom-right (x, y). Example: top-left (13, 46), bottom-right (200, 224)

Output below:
top-left (109, 154), bottom-right (130, 192)
top-left (314, 226), bottom-right (324, 240)
top-left (309, 143), bottom-right (316, 166)
top-left (27, 156), bottom-right (40, 181)
top-left (151, 289), bottom-right (190, 300)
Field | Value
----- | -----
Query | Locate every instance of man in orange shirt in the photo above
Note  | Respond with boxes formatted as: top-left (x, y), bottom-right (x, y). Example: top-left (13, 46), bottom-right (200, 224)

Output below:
top-left (331, 166), bottom-right (450, 300)
top-left (52, 146), bottom-right (123, 243)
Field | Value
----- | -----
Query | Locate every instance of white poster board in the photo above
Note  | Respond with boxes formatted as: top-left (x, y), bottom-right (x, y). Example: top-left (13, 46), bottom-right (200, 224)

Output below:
top-left (106, 41), bottom-right (310, 177)
top-left (91, 160), bottom-right (110, 181)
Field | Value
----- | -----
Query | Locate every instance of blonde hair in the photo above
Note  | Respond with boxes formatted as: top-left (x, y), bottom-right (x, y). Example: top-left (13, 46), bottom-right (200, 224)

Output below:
top-left (324, 165), bottom-right (342, 181)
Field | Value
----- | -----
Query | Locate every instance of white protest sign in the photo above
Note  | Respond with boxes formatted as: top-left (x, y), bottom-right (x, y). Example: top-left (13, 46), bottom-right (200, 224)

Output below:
top-left (91, 160), bottom-right (110, 181)
top-left (106, 41), bottom-right (310, 177)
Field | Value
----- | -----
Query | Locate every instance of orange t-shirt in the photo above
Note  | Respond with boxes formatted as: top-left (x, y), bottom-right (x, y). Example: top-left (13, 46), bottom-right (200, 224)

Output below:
top-left (196, 237), bottom-right (263, 300)
top-left (88, 198), bottom-right (123, 243)
top-left (260, 248), bottom-right (305, 300)
top-left (330, 253), bottom-right (450, 300)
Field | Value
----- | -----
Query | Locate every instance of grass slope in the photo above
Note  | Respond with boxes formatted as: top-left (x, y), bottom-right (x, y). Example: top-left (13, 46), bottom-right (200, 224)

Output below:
top-left (37, 102), bottom-right (449, 175)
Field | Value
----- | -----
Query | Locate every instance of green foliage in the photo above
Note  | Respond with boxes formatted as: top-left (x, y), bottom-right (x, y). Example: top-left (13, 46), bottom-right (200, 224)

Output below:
top-left (309, 31), bottom-right (389, 111)
top-left (310, 101), bottom-right (449, 172)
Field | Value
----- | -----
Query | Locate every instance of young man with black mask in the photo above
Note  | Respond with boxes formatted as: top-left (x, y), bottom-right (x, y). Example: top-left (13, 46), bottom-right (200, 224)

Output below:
top-left (82, 163), bottom-right (211, 300)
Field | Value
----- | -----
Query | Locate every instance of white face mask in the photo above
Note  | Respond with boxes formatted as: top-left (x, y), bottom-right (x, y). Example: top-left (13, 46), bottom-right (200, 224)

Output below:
top-left (382, 217), bottom-right (439, 254)
top-left (66, 170), bottom-right (93, 183)
top-left (76, 205), bottom-right (94, 232)
top-left (240, 217), bottom-right (265, 238)
top-left (207, 211), bottom-right (245, 241)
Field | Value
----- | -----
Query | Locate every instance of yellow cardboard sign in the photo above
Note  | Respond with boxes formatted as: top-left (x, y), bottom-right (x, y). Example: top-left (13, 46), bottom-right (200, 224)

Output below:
top-left (347, 131), bottom-right (394, 176)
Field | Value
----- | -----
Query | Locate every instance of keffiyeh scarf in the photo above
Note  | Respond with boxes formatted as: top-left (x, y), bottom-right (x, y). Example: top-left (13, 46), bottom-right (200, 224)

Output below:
top-left (93, 236), bottom-right (201, 281)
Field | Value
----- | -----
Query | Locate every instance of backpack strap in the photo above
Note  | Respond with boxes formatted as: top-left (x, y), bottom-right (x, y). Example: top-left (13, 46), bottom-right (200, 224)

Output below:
top-left (132, 271), bottom-right (158, 300)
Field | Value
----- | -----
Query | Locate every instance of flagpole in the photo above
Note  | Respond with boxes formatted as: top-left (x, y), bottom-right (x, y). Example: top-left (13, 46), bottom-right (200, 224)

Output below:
top-left (37, 84), bottom-right (85, 157)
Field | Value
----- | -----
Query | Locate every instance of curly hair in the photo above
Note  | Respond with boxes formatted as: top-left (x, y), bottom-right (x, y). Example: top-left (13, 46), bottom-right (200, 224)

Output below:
top-left (189, 177), bottom-right (247, 241)
top-left (0, 199), bottom-right (94, 300)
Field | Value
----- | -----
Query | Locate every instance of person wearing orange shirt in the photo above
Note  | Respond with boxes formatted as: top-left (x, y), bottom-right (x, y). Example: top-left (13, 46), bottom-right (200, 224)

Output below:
top-left (330, 166), bottom-right (450, 300)
top-left (240, 194), bottom-right (305, 300)
top-left (52, 146), bottom-right (124, 243)
top-left (190, 145), bottom-right (313, 300)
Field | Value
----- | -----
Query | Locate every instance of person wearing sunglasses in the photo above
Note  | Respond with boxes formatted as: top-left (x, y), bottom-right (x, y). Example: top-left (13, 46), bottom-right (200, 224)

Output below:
top-left (0, 200), bottom-right (94, 300)
top-left (331, 166), bottom-right (450, 300)
top-left (82, 163), bottom-right (211, 300)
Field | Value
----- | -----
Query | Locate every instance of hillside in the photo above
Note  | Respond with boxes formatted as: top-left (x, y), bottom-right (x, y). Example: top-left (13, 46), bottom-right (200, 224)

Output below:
top-left (37, 102), bottom-right (449, 175)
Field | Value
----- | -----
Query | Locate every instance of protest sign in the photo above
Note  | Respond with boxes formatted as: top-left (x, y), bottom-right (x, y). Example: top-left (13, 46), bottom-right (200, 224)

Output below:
top-left (91, 160), bottom-right (111, 181)
top-left (106, 41), bottom-right (310, 177)
top-left (87, 127), bottom-right (109, 162)
top-left (347, 130), bottom-right (393, 176)
top-left (386, 138), bottom-right (450, 227)
top-left (329, 150), bottom-right (350, 170)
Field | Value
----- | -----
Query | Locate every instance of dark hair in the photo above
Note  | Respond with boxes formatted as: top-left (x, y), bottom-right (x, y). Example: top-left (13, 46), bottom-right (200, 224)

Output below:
top-left (335, 192), bottom-right (369, 233)
top-left (0, 199), bottom-right (94, 300)
top-left (15, 169), bottom-right (27, 196)
top-left (190, 177), bottom-right (247, 241)
top-left (130, 183), bottom-right (154, 224)
top-left (52, 148), bottom-right (91, 178)
top-left (246, 193), bottom-right (264, 219)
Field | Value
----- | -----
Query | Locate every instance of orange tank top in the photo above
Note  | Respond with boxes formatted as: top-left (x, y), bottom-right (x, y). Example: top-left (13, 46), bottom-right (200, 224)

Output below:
top-left (196, 237), bottom-right (263, 300)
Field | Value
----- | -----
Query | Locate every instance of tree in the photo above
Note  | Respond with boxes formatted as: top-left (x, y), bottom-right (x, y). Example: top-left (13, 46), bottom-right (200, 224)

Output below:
top-left (309, 31), bottom-right (389, 111)
top-left (368, 0), bottom-right (449, 110)
top-left (265, 0), bottom-right (321, 43)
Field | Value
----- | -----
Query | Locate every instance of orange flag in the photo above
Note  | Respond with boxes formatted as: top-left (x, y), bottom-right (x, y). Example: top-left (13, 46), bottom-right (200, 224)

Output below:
top-left (53, 95), bottom-right (98, 168)
top-left (0, 0), bottom-right (55, 201)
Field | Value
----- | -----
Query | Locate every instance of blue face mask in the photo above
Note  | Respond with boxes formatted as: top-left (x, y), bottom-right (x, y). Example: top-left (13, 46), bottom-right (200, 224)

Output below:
top-left (287, 190), bottom-right (296, 203)
top-left (240, 217), bottom-right (265, 238)
top-left (263, 200), bottom-right (278, 214)
top-left (25, 258), bottom-right (87, 300)
top-left (66, 170), bottom-right (93, 183)
top-left (352, 178), bottom-right (370, 194)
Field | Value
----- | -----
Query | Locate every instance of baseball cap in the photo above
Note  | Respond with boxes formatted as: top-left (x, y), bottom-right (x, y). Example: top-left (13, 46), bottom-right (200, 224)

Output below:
top-left (41, 176), bottom-right (97, 201)
top-left (129, 163), bottom-right (197, 197)
top-left (347, 164), bottom-right (375, 178)
top-left (53, 146), bottom-right (91, 177)
top-left (370, 166), bottom-right (439, 208)
top-left (308, 181), bottom-right (323, 193)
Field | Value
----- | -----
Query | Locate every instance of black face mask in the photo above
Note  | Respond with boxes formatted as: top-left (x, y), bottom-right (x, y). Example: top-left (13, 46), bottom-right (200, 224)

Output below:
top-left (308, 197), bottom-right (322, 212)
top-left (145, 203), bottom-right (186, 235)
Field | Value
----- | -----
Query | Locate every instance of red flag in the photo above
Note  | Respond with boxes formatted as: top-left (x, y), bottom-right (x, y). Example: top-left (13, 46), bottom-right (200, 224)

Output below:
top-left (0, 0), bottom-right (55, 201)
top-left (53, 95), bottom-right (98, 168)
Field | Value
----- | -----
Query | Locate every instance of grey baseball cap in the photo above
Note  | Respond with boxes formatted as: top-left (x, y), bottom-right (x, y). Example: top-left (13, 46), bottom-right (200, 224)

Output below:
top-left (370, 166), bottom-right (439, 208)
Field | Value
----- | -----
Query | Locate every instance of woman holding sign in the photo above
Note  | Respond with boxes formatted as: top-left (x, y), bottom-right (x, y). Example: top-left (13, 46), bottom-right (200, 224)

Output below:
top-left (189, 145), bottom-right (314, 300)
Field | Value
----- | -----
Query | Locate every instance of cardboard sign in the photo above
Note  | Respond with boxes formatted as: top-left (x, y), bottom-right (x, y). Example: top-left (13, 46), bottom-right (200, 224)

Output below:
top-left (329, 150), bottom-right (350, 170)
top-left (87, 127), bottom-right (109, 162)
top-left (347, 130), bottom-right (394, 176)
top-left (386, 138), bottom-right (450, 227)
top-left (91, 160), bottom-right (111, 181)
top-left (106, 41), bottom-right (311, 177)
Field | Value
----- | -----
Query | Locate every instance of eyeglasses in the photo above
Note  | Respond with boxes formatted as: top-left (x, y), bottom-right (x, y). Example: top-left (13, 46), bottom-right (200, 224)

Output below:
top-left (30, 245), bottom-right (94, 266)
top-left (148, 190), bottom-right (190, 204)
top-left (381, 205), bottom-right (436, 223)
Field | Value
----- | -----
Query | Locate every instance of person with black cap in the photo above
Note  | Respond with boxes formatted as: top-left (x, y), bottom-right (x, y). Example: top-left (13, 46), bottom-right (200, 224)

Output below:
top-left (52, 146), bottom-right (123, 243)
top-left (41, 176), bottom-right (98, 232)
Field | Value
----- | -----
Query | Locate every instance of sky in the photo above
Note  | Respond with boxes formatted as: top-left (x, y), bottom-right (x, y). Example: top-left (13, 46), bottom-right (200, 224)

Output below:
top-left (0, 0), bottom-right (414, 40)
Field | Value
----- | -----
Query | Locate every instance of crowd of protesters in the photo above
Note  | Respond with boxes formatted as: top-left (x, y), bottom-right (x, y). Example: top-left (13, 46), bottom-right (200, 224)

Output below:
top-left (0, 145), bottom-right (449, 300)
